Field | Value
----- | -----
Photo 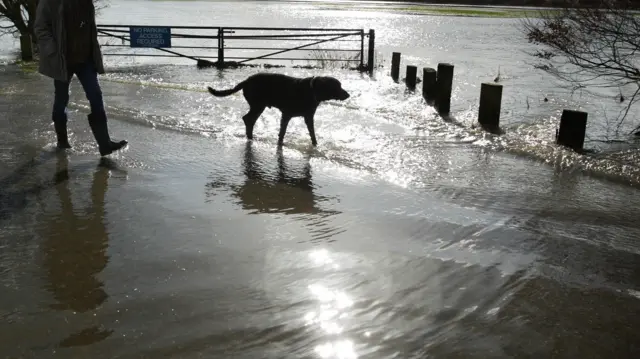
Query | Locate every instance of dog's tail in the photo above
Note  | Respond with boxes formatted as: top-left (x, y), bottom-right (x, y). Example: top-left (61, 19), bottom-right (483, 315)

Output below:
top-left (207, 80), bottom-right (246, 97)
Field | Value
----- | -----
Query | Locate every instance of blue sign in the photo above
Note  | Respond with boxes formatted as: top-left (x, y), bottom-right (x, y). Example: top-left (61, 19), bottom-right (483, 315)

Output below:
top-left (129, 26), bottom-right (172, 48)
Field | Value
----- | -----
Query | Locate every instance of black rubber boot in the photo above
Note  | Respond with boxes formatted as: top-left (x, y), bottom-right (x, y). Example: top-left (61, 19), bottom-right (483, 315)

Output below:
top-left (87, 112), bottom-right (128, 156)
top-left (53, 114), bottom-right (72, 149)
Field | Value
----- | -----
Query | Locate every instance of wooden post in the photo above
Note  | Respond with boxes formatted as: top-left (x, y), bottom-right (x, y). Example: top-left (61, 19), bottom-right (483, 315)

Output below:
top-left (391, 52), bottom-right (401, 82)
top-left (422, 67), bottom-right (437, 104)
top-left (556, 110), bottom-right (588, 152)
top-left (478, 83), bottom-right (503, 134)
top-left (20, 35), bottom-right (33, 62)
top-left (217, 27), bottom-right (225, 68)
top-left (436, 63), bottom-right (454, 115)
top-left (405, 65), bottom-right (417, 91)
top-left (367, 29), bottom-right (375, 76)
top-left (359, 30), bottom-right (365, 70)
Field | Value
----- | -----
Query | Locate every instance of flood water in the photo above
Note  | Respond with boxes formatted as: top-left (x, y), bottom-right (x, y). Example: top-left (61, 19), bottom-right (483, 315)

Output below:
top-left (1, 1), bottom-right (640, 358)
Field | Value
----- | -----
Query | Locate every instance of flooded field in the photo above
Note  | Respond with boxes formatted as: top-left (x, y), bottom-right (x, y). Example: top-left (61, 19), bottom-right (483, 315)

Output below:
top-left (1, 1), bottom-right (640, 358)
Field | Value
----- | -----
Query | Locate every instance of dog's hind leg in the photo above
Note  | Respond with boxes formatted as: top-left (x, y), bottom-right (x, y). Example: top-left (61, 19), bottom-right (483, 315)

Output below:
top-left (242, 105), bottom-right (265, 140)
top-left (277, 114), bottom-right (293, 146)
top-left (304, 114), bottom-right (318, 146)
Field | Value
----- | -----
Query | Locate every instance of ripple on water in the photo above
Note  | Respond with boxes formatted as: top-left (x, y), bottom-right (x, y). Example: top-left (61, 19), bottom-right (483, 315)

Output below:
top-left (98, 66), bottom-right (637, 190)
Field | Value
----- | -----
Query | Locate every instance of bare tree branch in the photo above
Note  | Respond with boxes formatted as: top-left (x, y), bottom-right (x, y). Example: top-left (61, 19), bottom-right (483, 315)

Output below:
top-left (520, 0), bottom-right (640, 135)
top-left (0, 0), bottom-right (106, 50)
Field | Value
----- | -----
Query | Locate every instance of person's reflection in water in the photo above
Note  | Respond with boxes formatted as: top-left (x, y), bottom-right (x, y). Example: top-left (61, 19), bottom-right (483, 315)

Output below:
top-left (42, 153), bottom-right (116, 347)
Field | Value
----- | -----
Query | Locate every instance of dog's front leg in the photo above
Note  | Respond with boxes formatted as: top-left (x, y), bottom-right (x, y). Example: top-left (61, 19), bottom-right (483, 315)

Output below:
top-left (277, 114), bottom-right (292, 146)
top-left (304, 114), bottom-right (317, 146)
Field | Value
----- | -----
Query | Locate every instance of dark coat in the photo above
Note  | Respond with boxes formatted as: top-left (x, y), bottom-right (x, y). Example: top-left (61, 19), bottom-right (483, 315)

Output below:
top-left (34, 0), bottom-right (105, 81)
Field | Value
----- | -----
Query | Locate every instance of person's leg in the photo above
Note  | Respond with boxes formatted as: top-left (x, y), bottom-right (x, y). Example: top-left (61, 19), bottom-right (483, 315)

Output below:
top-left (52, 79), bottom-right (72, 149)
top-left (75, 61), bottom-right (127, 156)
top-left (74, 61), bottom-right (105, 116)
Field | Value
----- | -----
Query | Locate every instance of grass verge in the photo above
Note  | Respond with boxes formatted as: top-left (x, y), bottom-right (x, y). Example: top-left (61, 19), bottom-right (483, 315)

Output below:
top-left (316, 4), bottom-right (559, 18)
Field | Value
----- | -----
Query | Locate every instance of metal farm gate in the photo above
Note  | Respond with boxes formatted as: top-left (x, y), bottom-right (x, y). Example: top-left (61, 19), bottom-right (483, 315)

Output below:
top-left (96, 25), bottom-right (376, 74)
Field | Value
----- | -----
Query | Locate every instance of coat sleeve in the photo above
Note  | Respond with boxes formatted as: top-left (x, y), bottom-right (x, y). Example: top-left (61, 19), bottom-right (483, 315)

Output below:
top-left (34, 0), bottom-right (56, 56)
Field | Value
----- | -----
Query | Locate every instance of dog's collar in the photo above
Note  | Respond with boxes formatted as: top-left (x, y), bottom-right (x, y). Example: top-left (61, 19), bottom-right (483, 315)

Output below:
top-left (309, 76), bottom-right (318, 103)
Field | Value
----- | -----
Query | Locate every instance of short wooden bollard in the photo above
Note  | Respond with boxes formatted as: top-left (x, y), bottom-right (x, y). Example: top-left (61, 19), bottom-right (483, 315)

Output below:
top-left (20, 35), bottom-right (33, 62)
top-left (422, 67), bottom-right (437, 104)
top-left (391, 52), bottom-right (401, 82)
top-left (436, 63), bottom-right (454, 115)
top-left (556, 110), bottom-right (588, 152)
top-left (405, 65), bottom-right (417, 91)
top-left (477, 83), bottom-right (503, 134)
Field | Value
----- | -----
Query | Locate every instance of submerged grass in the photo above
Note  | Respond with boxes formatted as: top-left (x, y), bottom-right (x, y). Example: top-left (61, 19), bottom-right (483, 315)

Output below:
top-left (315, 3), bottom-right (558, 18)
top-left (305, 49), bottom-right (360, 70)
top-left (143, 0), bottom-right (561, 18)
top-left (16, 60), bottom-right (38, 73)
top-left (416, 8), bottom-right (532, 17)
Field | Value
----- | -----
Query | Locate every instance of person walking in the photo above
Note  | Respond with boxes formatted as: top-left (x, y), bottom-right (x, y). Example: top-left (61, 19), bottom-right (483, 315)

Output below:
top-left (34, 0), bottom-right (128, 156)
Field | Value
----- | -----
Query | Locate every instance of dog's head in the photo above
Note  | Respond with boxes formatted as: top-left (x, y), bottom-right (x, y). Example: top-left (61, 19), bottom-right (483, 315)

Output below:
top-left (311, 76), bottom-right (350, 102)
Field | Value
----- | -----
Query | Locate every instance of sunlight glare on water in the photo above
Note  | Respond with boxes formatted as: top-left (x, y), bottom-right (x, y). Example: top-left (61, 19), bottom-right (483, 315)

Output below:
top-left (306, 249), bottom-right (358, 359)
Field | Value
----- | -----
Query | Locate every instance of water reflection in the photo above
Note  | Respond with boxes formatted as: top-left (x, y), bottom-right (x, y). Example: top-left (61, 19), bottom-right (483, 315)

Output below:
top-left (208, 142), bottom-right (337, 216)
top-left (305, 249), bottom-right (358, 359)
top-left (309, 248), bottom-right (340, 270)
top-left (0, 148), bottom-right (59, 222)
top-left (239, 142), bottom-right (319, 214)
top-left (59, 326), bottom-right (114, 348)
top-left (41, 154), bottom-right (116, 347)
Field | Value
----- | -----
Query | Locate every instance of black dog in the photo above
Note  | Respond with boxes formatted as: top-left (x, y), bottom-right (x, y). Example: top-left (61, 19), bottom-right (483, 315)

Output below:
top-left (207, 73), bottom-right (350, 146)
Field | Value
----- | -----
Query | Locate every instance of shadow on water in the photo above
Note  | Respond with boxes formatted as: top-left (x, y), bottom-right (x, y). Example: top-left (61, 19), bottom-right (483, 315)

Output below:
top-left (205, 142), bottom-right (345, 242)
top-left (0, 148), bottom-right (112, 223)
top-left (207, 142), bottom-right (339, 217)
top-left (0, 150), bottom-right (60, 222)
top-left (40, 153), bottom-right (122, 348)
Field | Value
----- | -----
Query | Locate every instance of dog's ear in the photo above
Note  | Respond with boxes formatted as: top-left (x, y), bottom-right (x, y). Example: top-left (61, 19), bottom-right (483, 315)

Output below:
top-left (310, 77), bottom-right (327, 100)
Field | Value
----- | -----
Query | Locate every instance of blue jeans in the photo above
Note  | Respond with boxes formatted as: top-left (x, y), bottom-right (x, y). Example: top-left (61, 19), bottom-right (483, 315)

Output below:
top-left (52, 61), bottom-right (105, 123)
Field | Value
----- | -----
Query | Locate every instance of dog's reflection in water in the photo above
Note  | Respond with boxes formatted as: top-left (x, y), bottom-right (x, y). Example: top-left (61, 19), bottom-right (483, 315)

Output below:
top-left (207, 142), bottom-right (339, 216)
top-left (234, 142), bottom-right (327, 215)
top-left (41, 153), bottom-right (117, 348)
